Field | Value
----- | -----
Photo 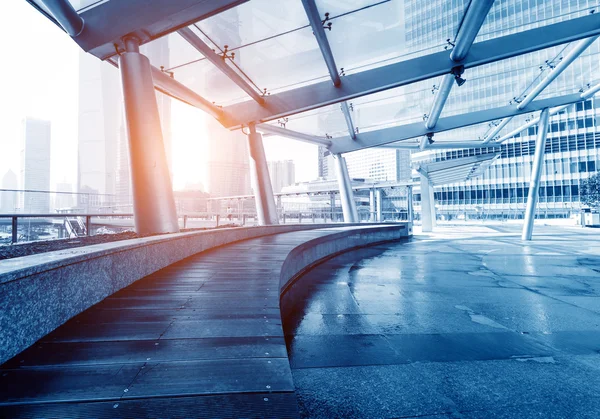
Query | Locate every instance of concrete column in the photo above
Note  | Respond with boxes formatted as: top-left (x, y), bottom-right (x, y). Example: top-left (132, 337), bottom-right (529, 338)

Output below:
top-left (247, 124), bottom-right (278, 225)
top-left (522, 108), bottom-right (550, 240)
top-left (407, 186), bottom-right (414, 223)
top-left (369, 189), bottom-right (376, 222)
top-left (376, 188), bottom-right (383, 222)
top-left (119, 36), bottom-right (179, 235)
top-left (420, 172), bottom-right (434, 232)
top-left (429, 184), bottom-right (437, 229)
top-left (333, 154), bottom-right (359, 223)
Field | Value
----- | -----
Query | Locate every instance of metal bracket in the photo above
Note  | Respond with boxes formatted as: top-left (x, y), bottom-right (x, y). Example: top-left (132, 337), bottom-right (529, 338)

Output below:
top-left (322, 12), bottom-right (332, 30)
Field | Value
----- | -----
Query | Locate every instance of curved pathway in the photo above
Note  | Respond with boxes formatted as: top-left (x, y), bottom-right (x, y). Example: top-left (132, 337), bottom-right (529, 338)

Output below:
top-left (0, 225), bottom-right (405, 418)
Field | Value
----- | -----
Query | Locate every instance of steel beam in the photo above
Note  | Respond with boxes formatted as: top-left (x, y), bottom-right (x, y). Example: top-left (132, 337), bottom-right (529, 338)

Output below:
top-left (522, 108), bottom-right (550, 240)
top-left (517, 36), bottom-right (598, 110)
top-left (494, 81), bottom-right (600, 144)
top-left (450, 0), bottom-right (495, 61)
top-left (150, 66), bottom-right (223, 119)
top-left (256, 124), bottom-right (332, 147)
top-left (482, 117), bottom-right (512, 143)
top-left (39, 0), bottom-right (84, 36)
top-left (426, 74), bottom-right (454, 129)
top-left (341, 102), bottom-right (357, 140)
top-left (426, 0), bottom-right (494, 129)
top-left (302, 0), bottom-right (341, 87)
top-left (220, 13), bottom-right (600, 129)
top-left (48, 0), bottom-right (248, 59)
top-left (120, 37), bottom-right (179, 235)
top-left (582, 81), bottom-right (600, 98)
top-left (330, 92), bottom-right (582, 154)
top-left (178, 27), bottom-right (264, 104)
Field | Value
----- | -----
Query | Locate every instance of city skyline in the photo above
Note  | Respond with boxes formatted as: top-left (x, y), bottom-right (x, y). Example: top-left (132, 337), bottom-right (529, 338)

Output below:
top-left (0, 1), bottom-right (317, 200)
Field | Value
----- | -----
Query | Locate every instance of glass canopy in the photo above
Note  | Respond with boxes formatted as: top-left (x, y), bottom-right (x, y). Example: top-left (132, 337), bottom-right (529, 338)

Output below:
top-left (29, 0), bottom-right (600, 153)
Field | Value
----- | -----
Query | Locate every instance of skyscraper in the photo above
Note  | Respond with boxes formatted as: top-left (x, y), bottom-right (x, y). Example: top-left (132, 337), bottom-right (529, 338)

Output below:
top-left (268, 160), bottom-right (295, 193)
top-left (77, 51), bottom-right (121, 205)
top-left (206, 118), bottom-right (251, 197)
top-left (20, 118), bottom-right (51, 213)
top-left (1, 170), bottom-right (18, 213)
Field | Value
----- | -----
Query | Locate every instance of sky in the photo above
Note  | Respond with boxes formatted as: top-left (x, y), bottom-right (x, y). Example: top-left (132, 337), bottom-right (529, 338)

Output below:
top-left (0, 2), bottom-right (317, 192)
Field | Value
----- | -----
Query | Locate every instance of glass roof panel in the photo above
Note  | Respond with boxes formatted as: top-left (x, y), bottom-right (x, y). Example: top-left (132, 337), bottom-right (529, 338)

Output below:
top-left (323, 0), bottom-right (468, 76)
top-left (222, 25), bottom-right (332, 95)
top-left (141, 32), bottom-right (207, 72)
top-left (171, 58), bottom-right (249, 106)
top-left (165, 32), bottom-right (208, 71)
top-left (350, 79), bottom-right (435, 134)
top-left (194, 0), bottom-right (309, 51)
top-left (266, 104), bottom-right (348, 138)
top-left (439, 46), bottom-right (563, 120)
top-left (70, 0), bottom-right (105, 12)
top-left (476, 0), bottom-right (598, 42)
top-left (316, 0), bottom-right (390, 16)
top-left (535, 39), bottom-right (600, 101)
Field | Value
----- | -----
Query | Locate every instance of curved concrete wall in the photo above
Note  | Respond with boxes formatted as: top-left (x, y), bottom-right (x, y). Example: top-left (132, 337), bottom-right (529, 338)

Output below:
top-left (0, 224), bottom-right (409, 365)
top-left (279, 226), bottom-right (407, 320)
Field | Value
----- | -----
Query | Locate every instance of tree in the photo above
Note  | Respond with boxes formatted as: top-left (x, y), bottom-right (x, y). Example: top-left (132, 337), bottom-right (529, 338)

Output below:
top-left (580, 173), bottom-right (600, 209)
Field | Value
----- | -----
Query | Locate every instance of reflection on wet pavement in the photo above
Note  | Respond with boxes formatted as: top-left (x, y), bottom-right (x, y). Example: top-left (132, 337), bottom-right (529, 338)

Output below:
top-left (283, 224), bottom-right (600, 418)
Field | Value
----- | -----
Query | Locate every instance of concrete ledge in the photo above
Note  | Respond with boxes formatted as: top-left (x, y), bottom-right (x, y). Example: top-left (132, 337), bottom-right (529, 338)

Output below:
top-left (279, 225), bottom-right (409, 319)
top-left (0, 223), bottom-right (368, 364)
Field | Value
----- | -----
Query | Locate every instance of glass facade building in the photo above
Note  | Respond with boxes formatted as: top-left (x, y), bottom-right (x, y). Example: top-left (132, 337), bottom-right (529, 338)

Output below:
top-left (408, 0), bottom-right (600, 219)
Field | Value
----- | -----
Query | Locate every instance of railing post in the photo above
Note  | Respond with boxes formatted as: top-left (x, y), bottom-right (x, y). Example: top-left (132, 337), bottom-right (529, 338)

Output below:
top-left (283, 213), bottom-right (286, 224)
top-left (299, 213), bottom-right (302, 224)
top-left (216, 214), bottom-right (220, 227)
top-left (242, 214), bottom-right (246, 225)
top-left (183, 215), bottom-right (188, 229)
top-left (85, 215), bottom-right (91, 236)
top-left (11, 217), bottom-right (18, 244)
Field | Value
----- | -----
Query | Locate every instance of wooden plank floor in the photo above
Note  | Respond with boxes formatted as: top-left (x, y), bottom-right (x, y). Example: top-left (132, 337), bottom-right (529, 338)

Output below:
top-left (0, 227), bottom-right (367, 418)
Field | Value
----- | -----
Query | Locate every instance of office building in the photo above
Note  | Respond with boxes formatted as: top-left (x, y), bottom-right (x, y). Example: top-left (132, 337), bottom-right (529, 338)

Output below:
top-left (268, 160), bottom-right (295, 193)
top-left (1, 170), bottom-right (18, 213)
top-left (20, 118), bottom-right (51, 213)
top-left (408, 0), bottom-right (600, 219)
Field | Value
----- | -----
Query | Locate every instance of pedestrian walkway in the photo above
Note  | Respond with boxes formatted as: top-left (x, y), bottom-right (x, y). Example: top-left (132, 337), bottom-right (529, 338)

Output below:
top-left (0, 225), bottom-right (406, 418)
top-left (284, 224), bottom-right (600, 418)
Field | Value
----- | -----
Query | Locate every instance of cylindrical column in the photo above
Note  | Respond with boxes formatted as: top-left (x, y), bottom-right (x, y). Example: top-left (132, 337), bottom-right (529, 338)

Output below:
top-left (247, 124), bottom-right (279, 225)
top-left (376, 188), bottom-right (383, 222)
top-left (429, 184), bottom-right (437, 229)
top-left (407, 186), bottom-right (414, 223)
top-left (420, 173), bottom-right (433, 232)
top-left (119, 37), bottom-right (179, 235)
top-left (522, 108), bottom-right (550, 240)
top-left (369, 189), bottom-right (376, 222)
top-left (333, 154), bottom-right (359, 223)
